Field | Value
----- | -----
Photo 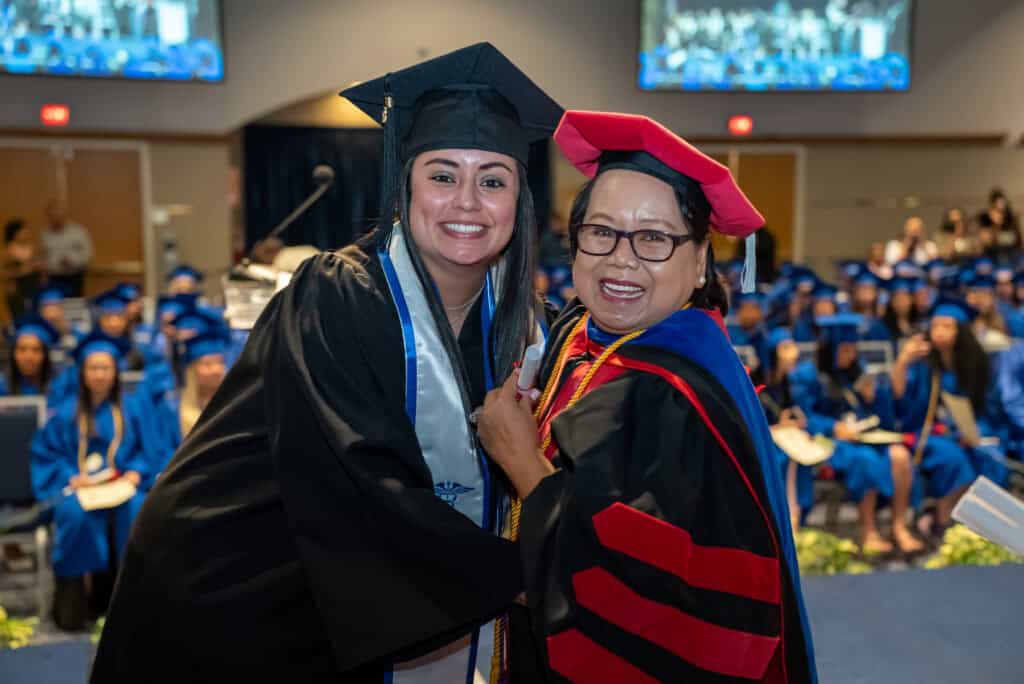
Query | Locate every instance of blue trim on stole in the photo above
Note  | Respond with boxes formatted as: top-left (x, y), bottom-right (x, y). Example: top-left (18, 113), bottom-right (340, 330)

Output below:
top-left (589, 310), bottom-right (818, 681)
top-left (379, 247), bottom-right (419, 424)
top-left (378, 246), bottom-right (498, 682)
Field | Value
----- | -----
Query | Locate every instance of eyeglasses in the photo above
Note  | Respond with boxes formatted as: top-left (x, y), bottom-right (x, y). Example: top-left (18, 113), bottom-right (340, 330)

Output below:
top-left (574, 223), bottom-right (695, 263)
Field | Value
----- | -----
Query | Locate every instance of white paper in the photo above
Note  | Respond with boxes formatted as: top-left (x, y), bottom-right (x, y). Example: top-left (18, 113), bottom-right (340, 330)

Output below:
top-left (952, 476), bottom-right (1024, 556)
top-left (771, 426), bottom-right (835, 466)
top-left (75, 479), bottom-right (137, 512)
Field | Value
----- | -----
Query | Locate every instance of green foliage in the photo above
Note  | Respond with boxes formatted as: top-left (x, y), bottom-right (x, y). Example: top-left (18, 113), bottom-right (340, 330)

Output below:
top-left (795, 528), bottom-right (873, 576)
top-left (0, 605), bottom-right (37, 650)
top-left (924, 525), bottom-right (1024, 569)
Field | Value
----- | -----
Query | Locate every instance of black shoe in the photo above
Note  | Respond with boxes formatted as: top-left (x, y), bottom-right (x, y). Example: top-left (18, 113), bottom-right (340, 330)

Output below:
top-left (53, 576), bottom-right (89, 632)
top-left (89, 567), bottom-right (117, 619)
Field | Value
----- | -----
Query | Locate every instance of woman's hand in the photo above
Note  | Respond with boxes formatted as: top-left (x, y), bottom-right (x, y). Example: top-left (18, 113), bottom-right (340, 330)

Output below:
top-left (122, 471), bottom-right (142, 487)
top-left (778, 408), bottom-right (807, 430)
top-left (897, 334), bottom-right (931, 368)
top-left (68, 474), bottom-right (88, 491)
top-left (832, 422), bottom-right (859, 441)
top-left (477, 372), bottom-right (555, 499)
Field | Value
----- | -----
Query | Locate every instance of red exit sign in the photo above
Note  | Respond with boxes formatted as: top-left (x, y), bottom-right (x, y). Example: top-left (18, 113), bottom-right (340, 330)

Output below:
top-left (41, 104), bottom-right (70, 127)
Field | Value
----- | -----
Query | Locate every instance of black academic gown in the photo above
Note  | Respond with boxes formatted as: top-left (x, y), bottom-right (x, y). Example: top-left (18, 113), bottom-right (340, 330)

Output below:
top-left (91, 239), bottom-right (530, 682)
top-left (519, 303), bottom-right (813, 683)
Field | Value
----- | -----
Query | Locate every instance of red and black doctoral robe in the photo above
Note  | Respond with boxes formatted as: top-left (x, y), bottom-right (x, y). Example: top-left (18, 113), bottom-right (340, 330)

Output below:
top-left (518, 301), bottom-right (816, 683)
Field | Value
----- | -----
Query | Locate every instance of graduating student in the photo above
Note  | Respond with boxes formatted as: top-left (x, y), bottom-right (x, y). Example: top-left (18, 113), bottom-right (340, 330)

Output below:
top-left (30, 332), bottom-right (149, 631)
top-left (789, 315), bottom-right (921, 553)
top-left (90, 289), bottom-right (148, 371)
top-left (891, 298), bottom-right (1007, 539)
top-left (478, 111), bottom-right (816, 683)
top-left (848, 270), bottom-right (892, 341)
top-left (0, 314), bottom-right (59, 398)
top-left (34, 284), bottom-right (82, 351)
top-left (164, 264), bottom-right (204, 295)
top-left (93, 43), bottom-right (561, 682)
top-left (133, 329), bottom-right (229, 475)
top-left (759, 327), bottom-right (816, 531)
top-left (728, 290), bottom-right (770, 371)
top-left (882, 276), bottom-right (923, 346)
top-left (792, 282), bottom-right (839, 342)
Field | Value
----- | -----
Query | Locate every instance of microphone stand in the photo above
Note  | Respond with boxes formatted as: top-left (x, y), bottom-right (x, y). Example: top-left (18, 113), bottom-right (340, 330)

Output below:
top-left (233, 166), bottom-right (335, 282)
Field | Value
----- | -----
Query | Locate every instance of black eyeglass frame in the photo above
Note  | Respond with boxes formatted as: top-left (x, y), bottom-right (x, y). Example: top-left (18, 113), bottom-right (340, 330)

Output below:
top-left (572, 223), bottom-right (697, 263)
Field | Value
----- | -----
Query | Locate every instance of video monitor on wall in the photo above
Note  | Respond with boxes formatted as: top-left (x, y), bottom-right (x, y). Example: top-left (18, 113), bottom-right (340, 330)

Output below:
top-left (0, 0), bottom-right (224, 81)
top-left (640, 0), bottom-right (913, 92)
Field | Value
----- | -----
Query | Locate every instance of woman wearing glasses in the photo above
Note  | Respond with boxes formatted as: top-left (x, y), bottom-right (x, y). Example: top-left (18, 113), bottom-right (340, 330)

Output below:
top-left (479, 112), bottom-right (816, 683)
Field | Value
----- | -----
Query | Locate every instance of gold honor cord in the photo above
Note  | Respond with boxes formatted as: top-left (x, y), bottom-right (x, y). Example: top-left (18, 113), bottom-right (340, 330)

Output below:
top-left (912, 371), bottom-right (941, 466)
top-left (77, 403), bottom-right (124, 477)
top-left (490, 305), bottom-right (687, 683)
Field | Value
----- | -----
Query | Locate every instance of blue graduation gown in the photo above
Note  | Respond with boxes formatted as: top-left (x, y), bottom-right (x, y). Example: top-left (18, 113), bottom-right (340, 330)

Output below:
top-left (126, 361), bottom-right (181, 475)
top-left (992, 343), bottom-right (1024, 459)
top-left (727, 323), bottom-right (770, 371)
top-left (30, 399), bottom-right (151, 577)
top-left (896, 363), bottom-right (1001, 494)
top-left (759, 382), bottom-right (816, 513)
top-left (997, 301), bottom-right (1024, 339)
top-left (788, 362), bottom-right (894, 503)
top-left (858, 316), bottom-right (893, 343)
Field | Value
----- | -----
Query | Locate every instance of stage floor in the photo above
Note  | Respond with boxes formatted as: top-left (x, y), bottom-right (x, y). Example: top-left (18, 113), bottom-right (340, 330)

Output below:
top-left (2, 564), bottom-right (1021, 683)
top-left (803, 565), bottom-right (1022, 683)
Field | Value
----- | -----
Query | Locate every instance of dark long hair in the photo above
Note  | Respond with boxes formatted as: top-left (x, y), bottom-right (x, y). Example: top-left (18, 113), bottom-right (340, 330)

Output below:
top-left (929, 321), bottom-right (989, 413)
top-left (816, 337), bottom-right (863, 389)
top-left (77, 363), bottom-right (122, 439)
top-left (567, 174), bottom-right (730, 315)
top-left (882, 296), bottom-right (920, 341)
top-left (393, 157), bottom-right (540, 387)
top-left (7, 339), bottom-right (53, 395)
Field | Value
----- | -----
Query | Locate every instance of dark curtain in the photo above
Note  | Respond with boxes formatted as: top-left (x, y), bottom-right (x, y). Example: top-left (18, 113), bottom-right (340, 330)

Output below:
top-left (243, 124), bottom-right (552, 251)
top-left (243, 125), bottom-right (383, 251)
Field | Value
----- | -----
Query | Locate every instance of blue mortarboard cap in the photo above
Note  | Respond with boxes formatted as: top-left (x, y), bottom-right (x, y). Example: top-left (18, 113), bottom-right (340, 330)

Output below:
top-left (9, 314), bottom-right (60, 348)
top-left (779, 262), bottom-right (796, 279)
top-left (892, 260), bottom-right (924, 279)
top-left (887, 277), bottom-right (922, 294)
top-left (972, 257), bottom-right (994, 276)
top-left (812, 282), bottom-right (838, 301)
top-left (1013, 272), bottom-right (1024, 288)
top-left (182, 329), bottom-right (230, 366)
top-left (767, 327), bottom-right (794, 354)
top-left (171, 306), bottom-right (226, 336)
top-left (815, 313), bottom-right (864, 344)
top-left (838, 260), bottom-right (864, 279)
top-left (790, 266), bottom-right (819, 292)
top-left (114, 282), bottom-right (142, 301)
top-left (157, 293), bottom-right (200, 319)
top-left (91, 289), bottom-right (130, 316)
top-left (35, 285), bottom-right (67, 308)
top-left (929, 297), bottom-right (978, 324)
top-left (73, 330), bottom-right (131, 365)
top-left (967, 274), bottom-right (996, 291)
top-left (166, 265), bottom-right (204, 284)
top-left (994, 266), bottom-right (1014, 283)
top-left (853, 270), bottom-right (884, 289)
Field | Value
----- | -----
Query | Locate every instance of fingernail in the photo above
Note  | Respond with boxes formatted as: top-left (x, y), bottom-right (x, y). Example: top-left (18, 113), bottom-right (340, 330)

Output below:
top-left (514, 392), bottom-right (523, 402)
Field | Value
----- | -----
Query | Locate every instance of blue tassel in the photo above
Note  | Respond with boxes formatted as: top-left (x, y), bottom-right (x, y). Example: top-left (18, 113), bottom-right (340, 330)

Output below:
top-left (741, 232), bottom-right (757, 293)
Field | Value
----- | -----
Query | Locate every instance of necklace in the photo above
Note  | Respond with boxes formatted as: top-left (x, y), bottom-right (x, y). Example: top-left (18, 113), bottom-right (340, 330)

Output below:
top-left (443, 283), bottom-right (485, 312)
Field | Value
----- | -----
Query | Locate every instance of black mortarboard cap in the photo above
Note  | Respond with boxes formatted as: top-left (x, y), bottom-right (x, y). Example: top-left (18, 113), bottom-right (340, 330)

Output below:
top-left (341, 43), bottom-right (563, 223)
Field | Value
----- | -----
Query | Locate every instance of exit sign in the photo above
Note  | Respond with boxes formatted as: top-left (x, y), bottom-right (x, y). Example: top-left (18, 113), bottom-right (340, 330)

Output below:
top-left (41, 104), bottom-right (70, 127)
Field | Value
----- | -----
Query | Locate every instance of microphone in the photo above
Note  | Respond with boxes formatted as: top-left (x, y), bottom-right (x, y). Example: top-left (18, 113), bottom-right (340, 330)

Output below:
top-left (236, 165), bottom-right (336, 280)
top-left (312, 164), bottom-right (335, 187)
